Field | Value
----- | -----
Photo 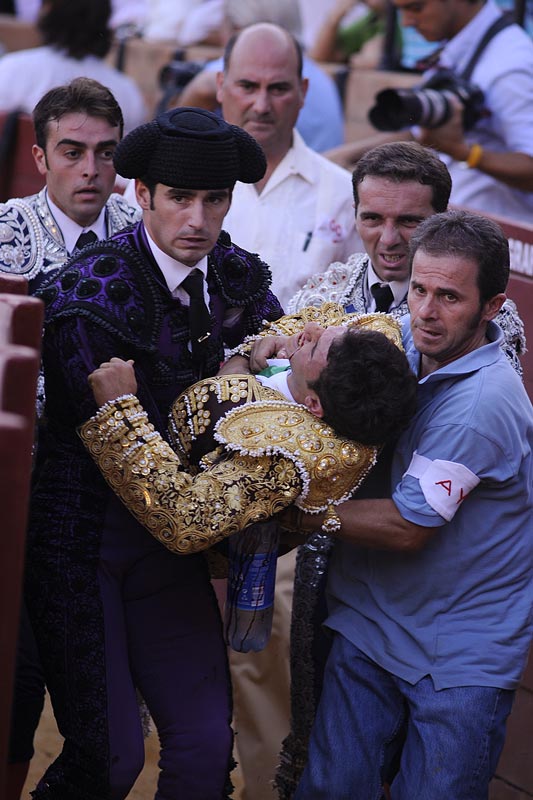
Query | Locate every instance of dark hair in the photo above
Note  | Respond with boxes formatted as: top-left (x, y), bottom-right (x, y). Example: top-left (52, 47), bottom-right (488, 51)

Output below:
top-left (223, 26), bottom-right (304, 79)
top-left (310, 328), bottom-right (418, 444)
top-left (408, 210), bottom-right (510, 302)
top-left (33, 78), bottom-right (124, 149)
top-left (352, 141), bottom-right (451, 213)
top-left (38, 0), bottom-right (112, 60)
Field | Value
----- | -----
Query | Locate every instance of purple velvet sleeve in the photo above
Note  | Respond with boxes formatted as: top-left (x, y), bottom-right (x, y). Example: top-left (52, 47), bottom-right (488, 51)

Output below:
top-left (42, 317), bottom-right (162, 435)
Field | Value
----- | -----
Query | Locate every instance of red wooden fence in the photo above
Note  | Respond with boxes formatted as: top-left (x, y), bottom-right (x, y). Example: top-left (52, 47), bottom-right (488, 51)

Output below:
top-left (0, 277), bottom-right (42, 798)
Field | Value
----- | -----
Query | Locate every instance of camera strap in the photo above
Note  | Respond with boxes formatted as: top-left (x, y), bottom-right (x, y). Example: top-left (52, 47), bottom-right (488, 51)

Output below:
top-left (460, 13), bottom-right (514, 81)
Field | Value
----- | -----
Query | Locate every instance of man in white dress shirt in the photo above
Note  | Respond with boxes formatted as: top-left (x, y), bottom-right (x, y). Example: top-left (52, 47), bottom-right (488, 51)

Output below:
top-left (216, 22), bottom-right (359, 309)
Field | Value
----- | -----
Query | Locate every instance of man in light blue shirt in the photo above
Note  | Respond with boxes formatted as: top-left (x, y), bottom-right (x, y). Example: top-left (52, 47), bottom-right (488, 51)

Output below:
top-left (294, 210), bottom-right (533, 800)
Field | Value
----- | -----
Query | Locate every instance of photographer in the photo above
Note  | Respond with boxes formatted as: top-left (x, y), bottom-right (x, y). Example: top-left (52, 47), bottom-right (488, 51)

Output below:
top-left (327, 0), bottom-right (533, 224)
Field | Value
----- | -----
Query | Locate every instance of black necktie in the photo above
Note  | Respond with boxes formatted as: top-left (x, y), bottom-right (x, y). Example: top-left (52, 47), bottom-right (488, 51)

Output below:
top-left (371, 283), bottom-right (394, 312)
top-left (181, 269), bottom-right (211, 363)
top-left (74, 230), bottom-right (98, 252)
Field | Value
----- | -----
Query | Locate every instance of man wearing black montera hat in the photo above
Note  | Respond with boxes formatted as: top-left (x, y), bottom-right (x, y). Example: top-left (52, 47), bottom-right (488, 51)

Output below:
top-left (27, 108), bottom-right (283, 800)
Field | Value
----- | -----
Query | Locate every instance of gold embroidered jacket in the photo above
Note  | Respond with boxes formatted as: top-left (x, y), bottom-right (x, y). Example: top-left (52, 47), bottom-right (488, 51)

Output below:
top-left (79, 308), bottom-right (401, 555)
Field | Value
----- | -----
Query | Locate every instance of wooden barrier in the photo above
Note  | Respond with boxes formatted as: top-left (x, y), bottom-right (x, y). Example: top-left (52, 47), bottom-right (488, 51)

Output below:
top-left (0, 14), bottom-right (40, 53)
top-left (107, 36), bottom-right (178, 118)
top-left (482, 212), bottom-right (533, 800)
top-left (0, 111), bottom-right (43, 202)
top-left (0, 281), bottom-right (43, 797)
top-left (491, 655), bottom-right (533, 800)
top-left (0, 274), bottom-right (29, 296)
top-left (0, 293), bottom-right (43, 355)
top-left (342, 67), bottom-right (419, 144)
top-left (106, 38), bottom-right (222, 119)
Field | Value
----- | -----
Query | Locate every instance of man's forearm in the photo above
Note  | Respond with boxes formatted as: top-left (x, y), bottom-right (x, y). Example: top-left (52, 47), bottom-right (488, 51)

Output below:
top-left (217, 354), bottom-right (251, 375)
top-left (297, 497), bottom-right (433, 552)
top-left (309, 3), bottom-right (346, 62)
top-left (433, 137), bottom-right (533, 191)
top-left (324, 131), bottom-right (413, 169)
top-left (459, 149), bottom-right (533, 192)
top-left (417, 107), bottom-right (533, 192)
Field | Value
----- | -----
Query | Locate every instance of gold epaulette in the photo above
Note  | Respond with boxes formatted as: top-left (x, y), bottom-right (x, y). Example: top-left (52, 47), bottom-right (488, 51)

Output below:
top-left (214, 399), bottom-right (378, 513)
top-left (168, 373), bottom-right (282, 469)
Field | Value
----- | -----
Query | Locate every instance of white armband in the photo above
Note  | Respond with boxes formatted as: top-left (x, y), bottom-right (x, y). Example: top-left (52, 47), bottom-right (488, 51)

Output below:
top-left (404, 452), bottom-right (480, 522)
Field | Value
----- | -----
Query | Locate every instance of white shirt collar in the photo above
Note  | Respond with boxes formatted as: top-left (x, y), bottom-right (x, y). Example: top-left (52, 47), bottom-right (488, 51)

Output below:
top-left (143, 227), bottom-right (208, 299)
top-left (260, 129), bottom-right (318, 196)
top-left (366, 260), bottom-right (409, 311)
top-left (46, 190), bottom-right (107, 254)
top-left (256, 362), bottom-right (295, 401)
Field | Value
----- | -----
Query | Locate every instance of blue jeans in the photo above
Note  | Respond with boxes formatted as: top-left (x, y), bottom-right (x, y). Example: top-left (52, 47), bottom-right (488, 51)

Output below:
top-left (295, 633), bottom-right (514, 800)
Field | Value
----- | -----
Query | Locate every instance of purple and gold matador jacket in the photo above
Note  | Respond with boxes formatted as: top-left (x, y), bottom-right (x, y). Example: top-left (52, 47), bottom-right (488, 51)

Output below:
top-left (24, 222), bottom-right (282, 797)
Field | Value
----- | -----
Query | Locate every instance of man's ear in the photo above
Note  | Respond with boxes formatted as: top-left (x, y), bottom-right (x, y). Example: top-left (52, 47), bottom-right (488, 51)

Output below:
top-left (215, 71), bottom-right (224, 105)
top-left (299, 77), bottom-right (309, 108)
top-left (483, 292), bottom-right (506, 322)
top-left (32, 144), bottom-right (47, 176)
top-left (304, 389), bottom-right (324, 418)
top-left (135, 179), bottom-right (151, 211)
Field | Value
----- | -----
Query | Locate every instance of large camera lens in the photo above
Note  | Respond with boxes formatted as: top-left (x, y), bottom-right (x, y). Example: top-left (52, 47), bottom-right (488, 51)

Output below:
top-left (368, 70), bottom-right (485, 133)
top-left (369, 87), bottom-right (454, 131)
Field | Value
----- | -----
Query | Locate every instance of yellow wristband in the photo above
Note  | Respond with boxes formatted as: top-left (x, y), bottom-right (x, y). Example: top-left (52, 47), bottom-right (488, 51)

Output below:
top-left (466, 143), bottom-right (483, 169)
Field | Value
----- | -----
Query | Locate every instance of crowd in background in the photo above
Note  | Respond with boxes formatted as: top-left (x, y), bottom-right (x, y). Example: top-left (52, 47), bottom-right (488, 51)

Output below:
top-left (0, 1), bottom-right (532, 800)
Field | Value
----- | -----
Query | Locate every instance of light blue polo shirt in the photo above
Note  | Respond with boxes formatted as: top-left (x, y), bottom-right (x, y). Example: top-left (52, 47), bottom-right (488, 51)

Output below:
top-left (326, 321), bottom-right (533, 690)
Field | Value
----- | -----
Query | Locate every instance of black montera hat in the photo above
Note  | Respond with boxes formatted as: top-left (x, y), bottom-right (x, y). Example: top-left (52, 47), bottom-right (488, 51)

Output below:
top-left (113, 107), bottom-right (266, 189)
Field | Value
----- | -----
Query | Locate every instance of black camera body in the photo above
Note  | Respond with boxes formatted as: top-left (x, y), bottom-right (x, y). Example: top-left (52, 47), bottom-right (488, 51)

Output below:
top-left (368, 69), bottom-right (486, 132)
top-left (156, 53), bottom-right (204, 114)
top-left (159, 59), bottom-right (204, 95)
